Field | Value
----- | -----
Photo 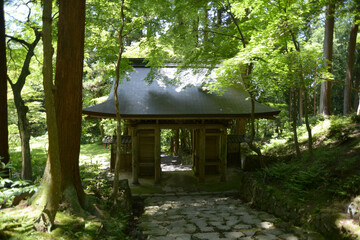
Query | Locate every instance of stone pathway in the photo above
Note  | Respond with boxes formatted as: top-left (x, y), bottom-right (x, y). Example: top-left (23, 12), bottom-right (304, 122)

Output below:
top-left (139, 192), bottom-right (323, 240)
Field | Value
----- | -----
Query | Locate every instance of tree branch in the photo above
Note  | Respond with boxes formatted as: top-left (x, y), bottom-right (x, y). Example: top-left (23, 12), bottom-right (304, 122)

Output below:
top-left (6, 34), bottom-right (31, 49)
top-left (226, 0), bottom-right (246, 48)
top-left (200, 28), bottom-right (243, 41)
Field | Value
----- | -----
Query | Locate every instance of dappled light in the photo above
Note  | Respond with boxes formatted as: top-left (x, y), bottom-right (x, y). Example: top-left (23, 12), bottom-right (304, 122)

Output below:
top-left (2, 0), bottom-right (360, 238)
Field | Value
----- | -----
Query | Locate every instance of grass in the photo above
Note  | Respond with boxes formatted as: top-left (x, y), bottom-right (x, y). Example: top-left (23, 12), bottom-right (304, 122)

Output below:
top-left (2, 140), bottom-right (118, 240)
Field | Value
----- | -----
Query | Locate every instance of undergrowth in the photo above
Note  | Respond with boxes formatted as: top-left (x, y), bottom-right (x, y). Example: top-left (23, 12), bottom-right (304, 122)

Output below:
top-left (258, 115), bottom-right (360, 207)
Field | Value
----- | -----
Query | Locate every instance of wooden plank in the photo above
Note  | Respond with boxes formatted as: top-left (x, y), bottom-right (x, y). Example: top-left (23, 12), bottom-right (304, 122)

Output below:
top-left (131, 128), bottom-right (139, 184)
top-left (220, 129), bottom-right (227, 182)
top-left (154, 127), bottom-right (161, 183)
top-left (199, 127), bottom-right (205, 183)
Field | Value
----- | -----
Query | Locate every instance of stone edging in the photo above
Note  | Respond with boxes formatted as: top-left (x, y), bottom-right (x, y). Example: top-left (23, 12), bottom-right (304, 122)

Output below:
top-left (132, 190), bottom-right (239, 199)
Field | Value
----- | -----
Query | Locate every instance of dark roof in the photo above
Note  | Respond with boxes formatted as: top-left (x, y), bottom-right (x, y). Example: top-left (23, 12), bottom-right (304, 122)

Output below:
top-left (83, 66), bottom-right (280, 119)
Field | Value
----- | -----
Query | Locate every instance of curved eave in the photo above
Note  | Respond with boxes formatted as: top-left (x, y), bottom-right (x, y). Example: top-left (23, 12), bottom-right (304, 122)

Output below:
top-left (82, 110), bottom-right (281, 120)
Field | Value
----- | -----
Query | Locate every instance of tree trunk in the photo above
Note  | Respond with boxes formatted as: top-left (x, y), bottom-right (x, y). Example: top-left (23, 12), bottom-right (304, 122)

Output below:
top-left (344, 18), bottom-right (359, 115)
top-left (7, 29), bottom-right (41, 181)
top-left (0, 0), bottom-right (9, 177)
top-left (357, 95), bottom-right (360, 116)
top-left (298, 88), bottom-right (303, 124)
top-left (292, 88), bottom-right (302, 158)
top-left (34, 0), bottom-right (61, 232)
top-left (320, 4), bottom-right (335, 117)
top-left (353, 51), bottom-right (360, 111)
top-left (99, 120), bottom-right (105, 140)
top-left (55, 0), bottom-right (86, 210)
top-left (313, 80), bottom-right (317, 116)
top-left (111, 0), bottom-right (125, 204)
top-left (304, 89), bottom-right (313, 159)
top-left (13, 95), bottom-right (32, 180)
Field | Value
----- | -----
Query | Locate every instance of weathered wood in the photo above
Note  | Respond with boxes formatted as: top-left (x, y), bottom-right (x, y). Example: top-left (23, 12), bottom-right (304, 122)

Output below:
top-left (154, 127), bottom-right (161, 183)
top-left (199, 128), bottom-right (205, 183)
top-left (134, 123), bottom-right (229, 130)
top-left (191, 129), bottom-right (195, 171)
top-left (131, 129), bottom-right (139, 184)
top-left (220, 129), bottom-right (227, 182)
top-left (236, 118), bottom-right (247, 135)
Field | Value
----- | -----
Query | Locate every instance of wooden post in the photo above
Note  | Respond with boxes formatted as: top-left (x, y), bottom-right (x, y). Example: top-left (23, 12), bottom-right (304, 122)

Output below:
top-left (154, 126), bottom-right (161, 183)
top-left (236, 118), bottom-right (247, 135)
top-left (220, 128), bottom-right (227, 182)
top-left (191, 129), bottom-right (195, 170)
top-left (131, 128), bottom-right (139, 184)
top-left (199, 127), bottom-right (205, 183)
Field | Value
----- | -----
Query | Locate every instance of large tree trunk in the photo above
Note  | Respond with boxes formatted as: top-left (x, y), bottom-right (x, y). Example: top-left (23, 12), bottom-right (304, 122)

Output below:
top-left (320, 4), bottom-right (335, 117)
top-left (0, 0), bottom-right (9, 177)
top-left (55, 0), bottom-right (86, 210)
top-left (354, 50), bottom-right (360, 111)
top-left (111, 0), bottom-right (125, 204)
top-left (34, 0), bottom-right (61, 232)
top-left (344, 18), bottom-right (359, 115)
top-left (7, 29), bottom-right (41, 181)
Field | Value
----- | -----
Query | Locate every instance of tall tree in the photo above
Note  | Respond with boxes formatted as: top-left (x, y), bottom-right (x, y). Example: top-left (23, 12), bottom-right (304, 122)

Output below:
top-left (55, 0), bottom-right (86, 210)
top-left (343, 11), bottom-right (359, 115)
top-left (34, 0), bottom-right (61, 232)
top-left (320, 4), bottom-right (335, 117)
top-left (111, 0), bottom-right (125, 204)
top-left (6, 21), bottom-right (41, 181)
top-left (33, 0), bottom-right (86, 231)
top-left (0, 0), bottom-right (9, 175)
top-left (354, 47), bottom-right (360, 114)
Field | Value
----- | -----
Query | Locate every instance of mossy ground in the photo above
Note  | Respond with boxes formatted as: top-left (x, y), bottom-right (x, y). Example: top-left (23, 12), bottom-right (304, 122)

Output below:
top-left (2, 115), bottom-right (360, 239)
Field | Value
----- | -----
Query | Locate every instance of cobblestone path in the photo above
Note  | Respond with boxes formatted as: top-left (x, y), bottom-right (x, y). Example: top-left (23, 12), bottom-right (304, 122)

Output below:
top-left (139, 192), bottom-right (323, 240)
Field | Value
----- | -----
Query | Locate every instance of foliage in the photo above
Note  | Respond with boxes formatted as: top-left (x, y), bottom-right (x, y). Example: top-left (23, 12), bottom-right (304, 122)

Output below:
top-left (0, 162), bottom-right (37, 208)
top-left (259, 116), bottom-right (360, 206)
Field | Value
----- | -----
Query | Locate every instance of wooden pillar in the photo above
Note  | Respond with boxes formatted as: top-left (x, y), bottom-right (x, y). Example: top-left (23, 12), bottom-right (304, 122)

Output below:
top-left (199, 127), bottom-right (205, 183)
top-left (154, 126), bottom-right (161, 183)
top-left (191, 129), bottom-right (195, 170)
top-left (236, 118), bottom-right (247, 135)
top-left (131, 128), bottom-right (139, 184)
top-left (220, 128), bottom-right (227, 182)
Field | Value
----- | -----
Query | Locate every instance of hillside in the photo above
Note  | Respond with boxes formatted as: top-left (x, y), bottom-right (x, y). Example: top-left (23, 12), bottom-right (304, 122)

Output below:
top-left (249, 115), bottom-right (360, 239)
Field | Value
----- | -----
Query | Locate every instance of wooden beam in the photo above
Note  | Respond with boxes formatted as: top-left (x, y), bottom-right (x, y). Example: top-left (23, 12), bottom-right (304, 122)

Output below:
top-left (199, 127), bottom-right (205, 183)
top-left (131, 128), bottom-right (139, 184)
top-left (220, 128), bottom-right (227, 182)
top-left (154, 126), bottom-right (161, 183)
top-left (134, 123), bottom-right (229, 130)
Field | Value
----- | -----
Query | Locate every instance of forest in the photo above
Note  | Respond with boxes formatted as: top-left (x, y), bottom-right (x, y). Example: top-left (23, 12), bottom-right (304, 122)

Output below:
top-left (0, 0), bottom-right (360, 239)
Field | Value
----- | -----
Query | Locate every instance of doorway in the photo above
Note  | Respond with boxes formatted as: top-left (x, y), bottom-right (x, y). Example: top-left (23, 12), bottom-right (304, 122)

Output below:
top-left (160, 129), bottom-right (193, 172)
